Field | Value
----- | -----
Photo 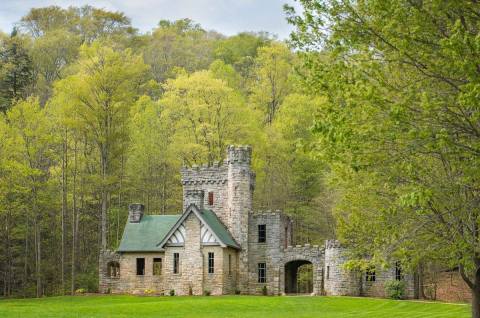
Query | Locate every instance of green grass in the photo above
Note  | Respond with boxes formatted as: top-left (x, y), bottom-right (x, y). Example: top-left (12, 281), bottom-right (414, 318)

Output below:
top-left (0, 295), bottom-right (470, 318)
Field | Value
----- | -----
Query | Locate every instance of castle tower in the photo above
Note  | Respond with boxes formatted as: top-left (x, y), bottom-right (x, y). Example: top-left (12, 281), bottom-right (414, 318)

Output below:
top-left (324, 240), bottom-right (361, 296)
top-left (226, 145), bottom-right (255, 291)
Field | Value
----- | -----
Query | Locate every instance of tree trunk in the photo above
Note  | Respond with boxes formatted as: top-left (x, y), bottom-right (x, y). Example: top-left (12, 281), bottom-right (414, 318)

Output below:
top-left (472, 287), bottom-right (480, 318)
top-left (101, 144), bottom-right (108, 250)
top-left (71, 139), bottom-right (78, 295)
top-left (61, 129), bottom-right (68, 295)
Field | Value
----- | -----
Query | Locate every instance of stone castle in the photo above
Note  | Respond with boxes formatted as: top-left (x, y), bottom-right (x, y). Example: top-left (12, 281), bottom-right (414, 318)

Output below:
top-left (99, 145), bottom-right (416, 297)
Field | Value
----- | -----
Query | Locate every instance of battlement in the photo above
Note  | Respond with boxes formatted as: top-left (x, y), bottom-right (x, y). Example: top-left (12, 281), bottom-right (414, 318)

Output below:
top-left (227, 145), bottom-right (252, 164)
top-left (181, 164), bottom-right (228, 185)
top-left (325, 239), bottom-right (343, 249)
top-left (251, 209), bottom-right (283, 217)
top-left (284, 244), bottom-right (324, 252)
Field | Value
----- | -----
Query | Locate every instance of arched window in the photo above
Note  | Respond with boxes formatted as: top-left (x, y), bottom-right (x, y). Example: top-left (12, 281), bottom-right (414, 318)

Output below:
top-left (107, 261), bottom-right (120, 278)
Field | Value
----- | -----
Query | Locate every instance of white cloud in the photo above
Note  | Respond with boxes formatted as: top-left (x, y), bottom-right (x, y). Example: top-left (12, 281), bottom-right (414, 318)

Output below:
top-left (0, 0), bottom-right (302, 38)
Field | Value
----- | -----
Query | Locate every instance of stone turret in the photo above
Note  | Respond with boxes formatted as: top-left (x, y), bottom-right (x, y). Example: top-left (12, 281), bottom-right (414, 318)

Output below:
top-left (226, 145), bottom-right (255, 292)
top-left (324, 240), bottom-right (360, 296)
top-left (128, 203), bottom-right (145, 223)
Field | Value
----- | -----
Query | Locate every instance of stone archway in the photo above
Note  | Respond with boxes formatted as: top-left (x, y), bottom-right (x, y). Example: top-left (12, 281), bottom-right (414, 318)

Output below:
top-left (280, 245), bottom-right (324, 295)
top-left (284, 260), bottom-right (313, 294)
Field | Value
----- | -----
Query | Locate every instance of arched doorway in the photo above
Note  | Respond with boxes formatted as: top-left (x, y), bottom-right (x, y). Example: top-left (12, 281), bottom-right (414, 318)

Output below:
top-left (284, 260), bottom-right (313, 294)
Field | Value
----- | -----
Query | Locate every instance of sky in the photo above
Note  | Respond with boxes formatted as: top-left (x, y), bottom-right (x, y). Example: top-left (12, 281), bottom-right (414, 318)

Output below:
top-left (0, 0), bottom-right (302, 39)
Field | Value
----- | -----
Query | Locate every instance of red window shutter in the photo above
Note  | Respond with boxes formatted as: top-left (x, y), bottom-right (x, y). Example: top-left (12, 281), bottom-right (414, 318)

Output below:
top-left (208, 192), bottom-right (214, 205)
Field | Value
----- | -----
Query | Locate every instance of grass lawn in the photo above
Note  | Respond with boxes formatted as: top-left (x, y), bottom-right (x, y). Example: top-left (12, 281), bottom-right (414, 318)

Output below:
top-left (0, 295), bottom-right (470, 318)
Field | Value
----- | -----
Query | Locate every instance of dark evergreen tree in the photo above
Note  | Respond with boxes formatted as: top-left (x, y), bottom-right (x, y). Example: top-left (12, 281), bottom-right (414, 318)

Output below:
top-left (0, 28), bottom-right (34, 113)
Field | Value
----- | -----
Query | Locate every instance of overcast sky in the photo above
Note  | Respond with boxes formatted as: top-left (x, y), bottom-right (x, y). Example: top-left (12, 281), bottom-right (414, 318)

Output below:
top-left (0, 0), bottom-right (302, 39)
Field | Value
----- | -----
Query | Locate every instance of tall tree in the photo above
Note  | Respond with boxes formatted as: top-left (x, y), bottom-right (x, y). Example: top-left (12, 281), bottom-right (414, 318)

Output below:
top-left (287, 0), bottom-right (480, 316)
top-left (54, 42), bottom-right (148, 250)
top-left (0, 29), bottom-right (34, 113)
top-left (250, 43), bottom-right (294, 125)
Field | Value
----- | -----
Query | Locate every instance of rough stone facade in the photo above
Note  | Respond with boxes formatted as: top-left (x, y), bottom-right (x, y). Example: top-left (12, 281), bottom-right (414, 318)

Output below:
top-left (99, 145), bottom-right (417, 299)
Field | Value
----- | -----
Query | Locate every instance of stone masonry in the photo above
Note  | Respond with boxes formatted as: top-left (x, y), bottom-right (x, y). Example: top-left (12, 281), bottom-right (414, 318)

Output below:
top-left (99, 145), bottom-right (417, 298)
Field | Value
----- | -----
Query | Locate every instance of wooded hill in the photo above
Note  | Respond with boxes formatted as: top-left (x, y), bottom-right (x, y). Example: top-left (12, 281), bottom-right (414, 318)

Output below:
top-left (0, 6), bottom-right (334, 297)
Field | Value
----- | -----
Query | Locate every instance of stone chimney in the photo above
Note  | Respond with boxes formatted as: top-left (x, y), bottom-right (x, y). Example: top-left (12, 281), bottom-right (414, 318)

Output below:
top-left (184, 190), bottom-right (204, 210)
top-left (128, 203), bottom-right (145, 223)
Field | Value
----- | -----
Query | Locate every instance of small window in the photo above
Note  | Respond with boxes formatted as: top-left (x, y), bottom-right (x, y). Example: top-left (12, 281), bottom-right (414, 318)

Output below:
top-left (228, 254), bottom-right (232, 276)
top-left (136, 258), bottom-right (145, 276)
top-left (153, 258), bottom-right (162, 276)
top-left (108, 261), bottom-right (120, 278)
top-left (258, 263), bottom-right (266, 283)
top-left (395, 261), bottom-right (403, 281)
top-left (173, 253), bottom-right (180, 274)
top-left (326, 266), bottom-right (330, 280)
top-left (208, 192), bottom-right (214, 205)
top-left (258, 224), bottom-right (266, 243)
top-left (366, 267), bottom-right (376, 282)
top-left (208, 252), bottom-right (215, 274)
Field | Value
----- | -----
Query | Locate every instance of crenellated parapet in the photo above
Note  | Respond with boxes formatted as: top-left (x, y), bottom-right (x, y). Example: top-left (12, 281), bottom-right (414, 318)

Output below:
top-left (227, 145), bottom-right (252, 164)
top-left (180, 163), bottom-right (228, 185)
top-left (325, 239), bottom-right (342, 249)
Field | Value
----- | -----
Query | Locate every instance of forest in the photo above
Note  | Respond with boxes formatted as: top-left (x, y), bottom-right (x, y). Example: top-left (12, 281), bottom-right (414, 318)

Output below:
top-left (2, 2), bottom-right (480, 317)
top-left (0, 5), bottom-right (334, 297)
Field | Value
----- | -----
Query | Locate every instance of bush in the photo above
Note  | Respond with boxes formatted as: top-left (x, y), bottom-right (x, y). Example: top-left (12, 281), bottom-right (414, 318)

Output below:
top-left (262, 286), bottom-right (268, 296)
top-left (384, 280), bottom-right (406, 300)
top-left (169, 289), bottom-right (175, 296)
top-left (204, 290), bottom-right (211, 296)
top-left (235, 289), bottom-right (241, 295)
top-left (75, 288), bottom-right (86, 294)
top-left (144, 289), bottom-right (156, 295)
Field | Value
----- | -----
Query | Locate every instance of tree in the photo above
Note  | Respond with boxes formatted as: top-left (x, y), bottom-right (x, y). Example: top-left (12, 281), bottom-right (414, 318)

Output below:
top-left (0, 29), bottom-right (34, 113)
top-left (54, 42), bottom-right (148, 250)
top-left (3, 98), bottom-right (56, 297)
top-left (250, 43), bottom-right (294, 125)
top-left (160, 70), bottom-right (260, 165)
top-left (143, 19), bottom-right (216, 83)
top-left (287, 1), bottom-right (480, 316)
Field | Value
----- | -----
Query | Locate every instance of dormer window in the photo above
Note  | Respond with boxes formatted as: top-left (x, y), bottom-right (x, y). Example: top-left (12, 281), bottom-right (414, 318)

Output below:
top-left (208, 192), bottom-right (214, 206)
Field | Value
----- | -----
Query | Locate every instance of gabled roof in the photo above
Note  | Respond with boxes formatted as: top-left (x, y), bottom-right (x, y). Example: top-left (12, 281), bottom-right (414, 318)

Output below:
top-left (201, 209), bottom-right (240, 249)
top-left (157, 204), bottom-right (241, 250)
top-left (117, 215), bottom-right (181, 252)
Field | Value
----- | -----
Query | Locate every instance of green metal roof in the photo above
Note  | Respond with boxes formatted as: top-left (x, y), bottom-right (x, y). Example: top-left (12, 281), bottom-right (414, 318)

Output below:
top-left (200, 209), bottom-right (240, 249)
top-left (117, 207), bottom-right (240, 252)
top-left (117, 215), bottom-right (181, 252)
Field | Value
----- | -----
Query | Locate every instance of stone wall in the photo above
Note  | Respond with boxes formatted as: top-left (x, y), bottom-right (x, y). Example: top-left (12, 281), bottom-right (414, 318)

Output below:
top-left (361, 266), bottom-right (416, 299)
top-left (181, 163), bottom-right (228, 224)
top-left (248, 212), bottom-right (287, 295)
top-left (202, 246), bottom-right (224, 295)
top-left (222, 247), bottom-right (239, 294)
top-left (226, 145), bottom-right (254, 292)
top-left (281, 244), bottom-right (324, 295)
top-left (324, 240), bottom-right (361, 296)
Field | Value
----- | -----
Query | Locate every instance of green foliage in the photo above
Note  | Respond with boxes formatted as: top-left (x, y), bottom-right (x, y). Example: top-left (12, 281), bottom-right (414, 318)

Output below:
top-left (0, 5), bottom-right (334, 298)
top-left (287, 0), bottom-right (480, 309)
top-left (169, 289), bottom-right (175, 296)
top-left (262, 285), bottom-right (268, 296)
top-left (0, 30), bottom-right (34, 112)
top-left (384, 280), bottom-right (406, 300)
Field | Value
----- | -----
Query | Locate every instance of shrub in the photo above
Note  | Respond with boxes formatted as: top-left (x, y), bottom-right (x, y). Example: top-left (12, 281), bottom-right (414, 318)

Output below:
top-left (75, 288), bottom-right (86, 294)
top-left (384, 280), bottom-right (406, 300)
top-left (204, 290), bottom-right (211, 296)
top-left (169, 289), bottom-right (175, 296)
top-left (262, 285), bottom-right (268, 296)
top-left (144, 289), bottom-right (156, 295)
top-left (235, 289), bottom-right (241, 295)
